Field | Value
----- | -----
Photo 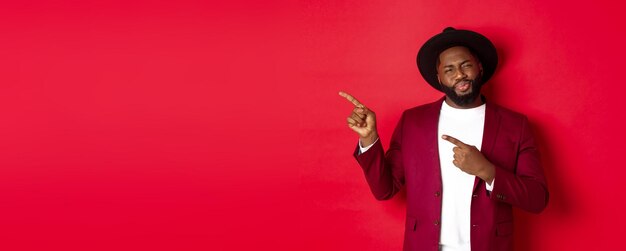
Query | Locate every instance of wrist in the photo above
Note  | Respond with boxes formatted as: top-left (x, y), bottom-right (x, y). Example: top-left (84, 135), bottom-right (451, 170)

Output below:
top-left (360, 131), bottom-right (379, 147)
top-left (480, 163), bottom-right (496, 184)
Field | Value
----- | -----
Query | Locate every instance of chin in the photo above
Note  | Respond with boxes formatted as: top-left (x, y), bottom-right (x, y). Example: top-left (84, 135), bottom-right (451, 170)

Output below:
top-left (456, 90), bottom-right (472, 96)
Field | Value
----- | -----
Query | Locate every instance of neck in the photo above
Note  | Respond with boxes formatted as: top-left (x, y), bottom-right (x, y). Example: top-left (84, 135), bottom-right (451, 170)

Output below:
top-left (445, 95), bottom-right (484, 109)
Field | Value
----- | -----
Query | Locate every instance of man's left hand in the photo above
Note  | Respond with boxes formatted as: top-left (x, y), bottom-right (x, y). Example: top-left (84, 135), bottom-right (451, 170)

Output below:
top-left (442, 135), bottom-right (495, 184)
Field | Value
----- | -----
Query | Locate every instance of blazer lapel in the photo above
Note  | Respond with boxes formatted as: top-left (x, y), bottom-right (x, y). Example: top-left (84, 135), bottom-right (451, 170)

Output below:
top-left (473, 99), bottom-right (501, 193)
top-left (426, 97), bottom-right (446, 188)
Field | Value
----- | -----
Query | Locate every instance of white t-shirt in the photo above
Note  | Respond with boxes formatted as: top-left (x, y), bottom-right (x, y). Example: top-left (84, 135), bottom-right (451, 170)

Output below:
top-left (437, 101), bottom-right (486, 251)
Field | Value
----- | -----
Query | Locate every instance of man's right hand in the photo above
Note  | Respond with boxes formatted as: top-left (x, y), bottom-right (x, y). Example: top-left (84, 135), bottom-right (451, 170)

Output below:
top-left (339, 91), bottom-right (379, 147)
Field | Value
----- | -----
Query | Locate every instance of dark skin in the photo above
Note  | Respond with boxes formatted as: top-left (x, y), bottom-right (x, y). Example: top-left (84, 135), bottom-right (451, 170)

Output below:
top-left (437, 46), bottom-right (484, 109)
top-left (339, 46), bottom-right (495, 185)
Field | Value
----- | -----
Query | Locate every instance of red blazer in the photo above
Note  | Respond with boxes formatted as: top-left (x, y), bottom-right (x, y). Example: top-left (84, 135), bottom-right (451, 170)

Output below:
top-left (354, 97), bottom-right (548, 251)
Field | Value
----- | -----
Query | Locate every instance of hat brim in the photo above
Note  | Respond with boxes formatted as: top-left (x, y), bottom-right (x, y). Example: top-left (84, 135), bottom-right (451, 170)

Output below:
top-left (417, 28), bottom-right (498, 92)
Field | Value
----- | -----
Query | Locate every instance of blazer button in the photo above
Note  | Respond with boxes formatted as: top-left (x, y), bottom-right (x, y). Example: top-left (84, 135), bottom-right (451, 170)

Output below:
top-left (472, 194), bottom-right (477, 198)
top-left (435, 191), bottom-right (441, 197)
top-left (434, 220), bottom-right (440, 226)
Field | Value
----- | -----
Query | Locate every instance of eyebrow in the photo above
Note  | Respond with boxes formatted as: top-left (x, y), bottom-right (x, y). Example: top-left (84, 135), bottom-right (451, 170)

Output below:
top-left (443, 60), bottom-right (471, 68)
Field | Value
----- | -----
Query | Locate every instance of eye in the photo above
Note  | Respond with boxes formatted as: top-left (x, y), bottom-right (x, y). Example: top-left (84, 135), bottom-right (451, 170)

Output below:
top-left (462, 64), bottom-right (472, 68)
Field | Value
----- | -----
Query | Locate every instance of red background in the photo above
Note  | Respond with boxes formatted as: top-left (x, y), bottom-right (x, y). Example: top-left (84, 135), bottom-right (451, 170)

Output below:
top-left (0, 0), bottom-right (624, 250)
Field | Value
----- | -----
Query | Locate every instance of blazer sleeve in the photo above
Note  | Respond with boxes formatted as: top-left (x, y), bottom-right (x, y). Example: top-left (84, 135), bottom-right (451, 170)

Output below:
top-left (490, 116), bottom-right (549, 213)
top-left (353, 112), bottom-right (406, 200)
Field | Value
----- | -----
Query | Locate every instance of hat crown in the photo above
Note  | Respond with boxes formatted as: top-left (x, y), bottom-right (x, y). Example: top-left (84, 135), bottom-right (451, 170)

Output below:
top-left (443, 27), bottom-right (456, 32)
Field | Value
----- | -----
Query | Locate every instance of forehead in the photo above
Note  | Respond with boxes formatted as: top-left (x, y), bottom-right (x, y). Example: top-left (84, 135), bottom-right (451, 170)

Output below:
top-left (438, 46), bottom-right (478, 66)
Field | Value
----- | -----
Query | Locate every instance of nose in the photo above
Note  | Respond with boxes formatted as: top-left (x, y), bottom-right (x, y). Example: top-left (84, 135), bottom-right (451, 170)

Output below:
top-left (455, 67), bottom-right (468, 80)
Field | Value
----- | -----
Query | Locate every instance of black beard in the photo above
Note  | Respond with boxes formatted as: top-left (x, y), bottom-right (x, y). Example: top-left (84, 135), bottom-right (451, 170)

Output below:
top-left (440, 76), bottom-right (484, 107)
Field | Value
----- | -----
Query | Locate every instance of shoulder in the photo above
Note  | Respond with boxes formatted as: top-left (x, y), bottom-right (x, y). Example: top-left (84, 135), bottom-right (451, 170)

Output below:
top-left (402, 98), bottom-right (443, 118)
top-left (487, 101), bottom-right (531, 132)
top-left (488, 102), bottom-right (527, 119)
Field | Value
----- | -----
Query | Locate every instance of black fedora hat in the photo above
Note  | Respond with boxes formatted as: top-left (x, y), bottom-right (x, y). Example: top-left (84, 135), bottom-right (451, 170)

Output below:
top-left (416, 27), bottom-right (498, 92)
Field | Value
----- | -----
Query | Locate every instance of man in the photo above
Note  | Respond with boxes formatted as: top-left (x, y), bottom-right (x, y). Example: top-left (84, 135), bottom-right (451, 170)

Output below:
top-left (339, 27), bottom-right (548, 251)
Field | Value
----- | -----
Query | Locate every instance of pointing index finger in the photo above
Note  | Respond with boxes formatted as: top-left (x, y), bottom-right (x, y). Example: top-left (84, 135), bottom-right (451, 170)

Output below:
top-left (338, 91), bottom-right (364, 108)
top-left (442, 135), bottom-right (467, 147)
